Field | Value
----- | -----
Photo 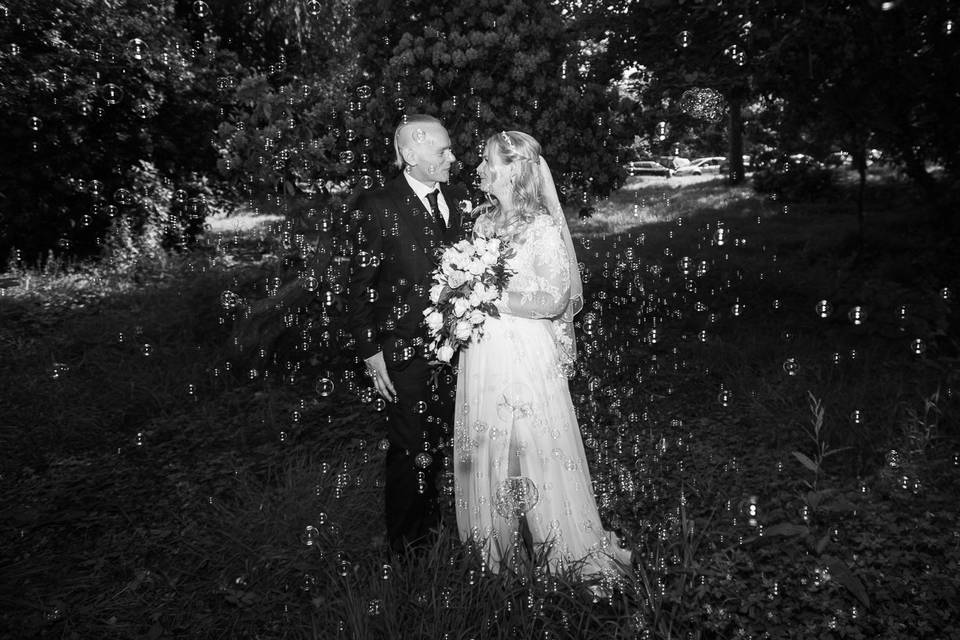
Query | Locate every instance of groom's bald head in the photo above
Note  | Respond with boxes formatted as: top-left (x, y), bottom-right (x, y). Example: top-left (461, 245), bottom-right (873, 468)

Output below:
top-left (394, 114), bottom-right (446, 169)
top-left (394, 114), bottom-right (455, 184)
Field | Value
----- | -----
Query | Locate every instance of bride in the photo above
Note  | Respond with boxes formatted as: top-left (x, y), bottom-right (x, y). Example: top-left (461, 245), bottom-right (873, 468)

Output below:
top-left (453, 130), bottom-right (631, 581)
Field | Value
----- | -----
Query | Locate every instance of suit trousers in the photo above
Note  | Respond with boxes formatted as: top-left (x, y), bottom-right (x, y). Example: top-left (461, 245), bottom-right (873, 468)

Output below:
top-left (383, 354), bottom-right (455, 555)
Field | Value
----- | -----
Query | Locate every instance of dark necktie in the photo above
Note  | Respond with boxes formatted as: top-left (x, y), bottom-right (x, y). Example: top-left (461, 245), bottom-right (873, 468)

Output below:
top-left (425, 189), bottom-right (446, 230)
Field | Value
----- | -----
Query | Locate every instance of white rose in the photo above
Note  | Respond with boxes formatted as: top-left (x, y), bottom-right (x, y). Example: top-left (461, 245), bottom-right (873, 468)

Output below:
top-left (453, 296), bottom-right (470, 317)
top-left (454, 320), bottom-right (472, 341)
top-left (469, 308), bottom-right (486, 325)
top-left (480, 250), bottom-right (498, 266)
top-left (447, 270), bottom-right (469, 289)
top-left (437, 343), bottom-right (454, 363)
top-left (425, 309), bottom-right (444, 333)
top-left (429, 283), bottom-right (446, 304)
top-left (467, 258), bottom-right (485, 276)
top-left (481, 285), bottom-right (501, 302)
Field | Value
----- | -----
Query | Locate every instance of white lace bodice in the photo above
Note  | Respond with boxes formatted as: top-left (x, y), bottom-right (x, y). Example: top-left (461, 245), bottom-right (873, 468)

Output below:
top-left (475, 214), bottom-right (571, 320)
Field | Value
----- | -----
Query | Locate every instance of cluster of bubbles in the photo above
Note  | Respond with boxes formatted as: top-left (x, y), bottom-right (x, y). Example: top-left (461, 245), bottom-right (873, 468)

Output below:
top-left (678, 88), bottom-right (727, 123)
top-left (494, 476), bottom-right (540, 519)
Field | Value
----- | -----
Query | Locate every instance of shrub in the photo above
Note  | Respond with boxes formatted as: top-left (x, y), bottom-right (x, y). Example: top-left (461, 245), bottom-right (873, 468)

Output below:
top-left (752, 155), bottom-right (835, 202)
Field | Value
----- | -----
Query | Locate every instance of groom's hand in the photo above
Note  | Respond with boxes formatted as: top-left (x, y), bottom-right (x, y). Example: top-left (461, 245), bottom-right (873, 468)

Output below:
top-left (364, 351), bottom-right (397, 403)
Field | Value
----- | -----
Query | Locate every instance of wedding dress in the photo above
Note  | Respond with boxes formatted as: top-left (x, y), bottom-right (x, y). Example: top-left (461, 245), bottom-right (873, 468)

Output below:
top-left (453, 211), bottom-right (631, 580)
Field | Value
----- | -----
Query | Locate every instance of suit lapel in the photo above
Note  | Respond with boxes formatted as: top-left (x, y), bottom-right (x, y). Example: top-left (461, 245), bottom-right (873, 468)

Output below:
top-left (386, 175), bottom-right (441, 259)
top-left (439, 183), bottom-right (461, 239)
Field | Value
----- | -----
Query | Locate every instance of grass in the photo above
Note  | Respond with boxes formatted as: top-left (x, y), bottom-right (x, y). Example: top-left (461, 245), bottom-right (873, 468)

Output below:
top-left (1, 170), bottom-right (959, 639)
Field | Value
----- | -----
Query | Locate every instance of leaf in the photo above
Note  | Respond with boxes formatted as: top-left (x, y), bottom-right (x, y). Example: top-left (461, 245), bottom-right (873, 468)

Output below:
top-left (821, 496), bottom-right (857, 512)
top-left (763, 523), bottom-right (810, 537)
top-left (791, 450), bottom-right (820, 474)
top-left (815, 530), bottom-right (831, 554)
top-left (824, 556), bottom-right (869, 607)
top-left (805, 490), bottom-right (823, 509)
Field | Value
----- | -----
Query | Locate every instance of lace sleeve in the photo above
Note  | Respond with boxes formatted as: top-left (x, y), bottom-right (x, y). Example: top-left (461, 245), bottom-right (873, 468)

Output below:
top-left (498, 219), bottom-right (571, 319)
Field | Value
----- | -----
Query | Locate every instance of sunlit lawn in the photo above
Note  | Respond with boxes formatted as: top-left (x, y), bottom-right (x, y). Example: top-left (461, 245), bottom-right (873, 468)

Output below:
top-left (1, 173), bottom-right (958, 639)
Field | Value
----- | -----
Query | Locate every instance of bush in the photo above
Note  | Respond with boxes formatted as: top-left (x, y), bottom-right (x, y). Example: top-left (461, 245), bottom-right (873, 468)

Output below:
top-left (752, 155), bottom-right (835, 202)
top-left (0, 0), bottom-right (236, 265)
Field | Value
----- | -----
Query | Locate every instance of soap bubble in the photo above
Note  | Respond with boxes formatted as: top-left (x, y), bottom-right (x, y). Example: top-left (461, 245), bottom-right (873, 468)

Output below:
top-left (356, 85), bottom-right (372, 100)
top-left (847, 306), bottom-right (866, 325)
top-left (723, 44), bottom-right (745, 66)
top-left (675, 30), bottom-right (692, 48)
top-left (713, 227), bottom-right (727, 246)
top-left (192, 1), bottom-right (210, 18)
top-left (495, 476), bottom-right (540, 518)
top-left (49, 362), bottom-right (70, 380)
top-left (339, 150), bottom-right (354, 164)
top-left (414, 452), bottom-right (433, 469)
top-left (315, 377), bottom-right (334, 397)
top-left (581, 312), bottom-right (598, 335)
top-left (306, 0), bottom-right (322, 16)
top-left (126, 38), bottom-right (148, 61)
top-left (815, 300), bottom-right (833, 318)
top-left (782, 357), bottom-right (799, 376)
top-left (655, 121), bottom-right (669, 140)
top-left (909, 338), bottom-right (926, 356)
top-left (717, 389), bottom-right (732, 407)
top-left (219, 290), bottom-right (241, 308)
top-left (885, 449), bottom-right (901, 467)
top-left (114, 188), bottom-right (133, 206)
top-left (102, 83), bottom-right (124, 105)
top-left (301, 525), bottom-right (320, 546)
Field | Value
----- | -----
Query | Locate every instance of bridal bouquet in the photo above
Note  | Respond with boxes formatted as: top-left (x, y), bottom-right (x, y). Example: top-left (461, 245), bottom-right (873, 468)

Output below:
top-left (422, 235), bottom-right (515, 363)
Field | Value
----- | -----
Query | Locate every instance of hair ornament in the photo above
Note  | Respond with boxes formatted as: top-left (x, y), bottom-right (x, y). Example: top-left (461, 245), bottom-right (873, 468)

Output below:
top-left (499, 130), bottom-right (516, 151)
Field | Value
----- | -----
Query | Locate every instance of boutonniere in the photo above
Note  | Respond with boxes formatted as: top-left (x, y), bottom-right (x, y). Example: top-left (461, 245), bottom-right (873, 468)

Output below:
top-left (458, 199), bottom-right (473, 214)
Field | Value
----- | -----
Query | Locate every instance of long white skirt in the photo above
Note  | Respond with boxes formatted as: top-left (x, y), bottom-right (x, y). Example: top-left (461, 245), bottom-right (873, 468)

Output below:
top-left (453, 313), bottom-right (631, 578)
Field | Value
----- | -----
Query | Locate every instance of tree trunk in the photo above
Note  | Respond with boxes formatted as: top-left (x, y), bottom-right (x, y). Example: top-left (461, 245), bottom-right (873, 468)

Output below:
top-left (727, 90), bottom-right (745, 185)
top-left (855, 142), bottom-right (867, 253)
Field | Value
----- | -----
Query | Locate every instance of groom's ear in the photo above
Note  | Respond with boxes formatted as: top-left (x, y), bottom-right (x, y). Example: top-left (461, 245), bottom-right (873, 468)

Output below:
top-left (400, 146), bottom-right (418, 168)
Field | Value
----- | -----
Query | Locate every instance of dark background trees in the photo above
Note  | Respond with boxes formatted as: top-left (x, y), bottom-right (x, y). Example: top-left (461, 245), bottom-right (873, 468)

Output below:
top-left (2, 0), bottom-right (958, 265)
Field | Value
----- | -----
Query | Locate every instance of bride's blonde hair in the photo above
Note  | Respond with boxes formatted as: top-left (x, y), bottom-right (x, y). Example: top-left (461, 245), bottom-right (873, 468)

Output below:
top-left (474, 130), bottom-right (549, 238)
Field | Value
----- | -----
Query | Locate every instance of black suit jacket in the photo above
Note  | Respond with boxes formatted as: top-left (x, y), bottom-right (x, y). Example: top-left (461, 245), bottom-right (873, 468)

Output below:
top-left (347, 175), bottom-right (471, 363)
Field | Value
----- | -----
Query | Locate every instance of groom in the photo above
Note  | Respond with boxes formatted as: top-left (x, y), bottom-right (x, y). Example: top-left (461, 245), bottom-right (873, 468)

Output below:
top-left (347, 114), bottom-right (470, 556)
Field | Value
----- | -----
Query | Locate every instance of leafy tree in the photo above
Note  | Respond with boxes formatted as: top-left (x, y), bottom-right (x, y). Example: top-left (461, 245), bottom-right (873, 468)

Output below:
top-left (770, 2), bottom-right (960, 201)
top-left (587, 0), bottom-right (786, 184)
top-left (0, 0), bottom-right (237, 264)
top-left (347, 0), bottom-right (632, 204)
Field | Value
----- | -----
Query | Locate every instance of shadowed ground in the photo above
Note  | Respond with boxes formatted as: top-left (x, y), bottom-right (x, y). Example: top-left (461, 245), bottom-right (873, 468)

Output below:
top-left (1, 174), bottom-right (958, 639)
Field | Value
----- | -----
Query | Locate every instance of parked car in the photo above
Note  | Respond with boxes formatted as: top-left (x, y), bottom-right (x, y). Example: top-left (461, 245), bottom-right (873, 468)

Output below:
top-left (718, 155), bottom-right (754, 173)
top-left (673, 163), bottom-right (703, 176)
top-left (625, 160), bottom-right (672, 177)
top-left (825, 151), bottom-right (851, 167)
top-left (788, 153), bottom-right (823, 168)
top-left (688, 156), bottom-right (727, 173)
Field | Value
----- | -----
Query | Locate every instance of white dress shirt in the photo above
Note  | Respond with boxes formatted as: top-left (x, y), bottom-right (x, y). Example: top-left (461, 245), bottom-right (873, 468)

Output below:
top-left (404, 172), bottom-right (449, 225)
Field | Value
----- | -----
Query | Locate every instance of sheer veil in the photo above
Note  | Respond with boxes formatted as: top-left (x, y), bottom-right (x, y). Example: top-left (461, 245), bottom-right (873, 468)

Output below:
top-left (538, 156), bottom-right (582, 376)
